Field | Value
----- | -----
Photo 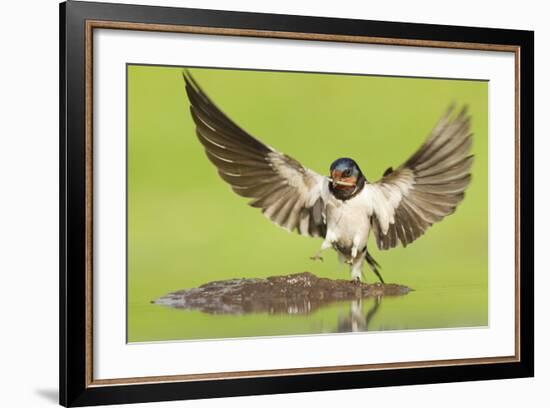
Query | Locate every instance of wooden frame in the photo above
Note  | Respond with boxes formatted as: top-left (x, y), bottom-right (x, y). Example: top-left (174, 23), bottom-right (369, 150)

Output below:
top-left (60, 1), bottom-right (534, 406)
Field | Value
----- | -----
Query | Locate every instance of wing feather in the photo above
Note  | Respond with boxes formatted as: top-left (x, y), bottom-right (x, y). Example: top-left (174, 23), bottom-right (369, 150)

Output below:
top-left (365, 107), bottom-right (474, 250)
top-left (184, 71), bottom-right (328, 237)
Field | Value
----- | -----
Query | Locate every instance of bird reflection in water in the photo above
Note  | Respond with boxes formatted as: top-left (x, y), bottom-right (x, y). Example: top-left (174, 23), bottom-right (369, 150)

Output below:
top-left (336, 296), bottom-right (382, 333)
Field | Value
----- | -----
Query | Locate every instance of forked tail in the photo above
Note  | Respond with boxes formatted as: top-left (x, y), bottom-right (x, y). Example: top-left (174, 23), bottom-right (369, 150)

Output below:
top-left (365, 249), bottom-right (385, 284)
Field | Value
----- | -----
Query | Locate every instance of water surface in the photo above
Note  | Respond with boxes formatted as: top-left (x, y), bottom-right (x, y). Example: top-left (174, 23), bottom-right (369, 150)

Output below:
top-left (128, 285), bottom-right (487, 342)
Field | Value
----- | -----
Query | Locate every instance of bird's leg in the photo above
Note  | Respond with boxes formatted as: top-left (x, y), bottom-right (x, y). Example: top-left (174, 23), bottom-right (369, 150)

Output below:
top-left (347, 236), bottom-right (361, 266)
top-left (310, 239), bottom-right (332, 262)
top-left (346, 246), bottom-right (359, 265)
top-left (350, 255), bottom-right (365, 282)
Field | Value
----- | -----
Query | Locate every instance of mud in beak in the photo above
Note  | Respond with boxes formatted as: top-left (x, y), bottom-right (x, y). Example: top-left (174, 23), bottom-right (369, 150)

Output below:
top-left (331, 179), bottom-right (356, 187)
top-left (330, 171), bottom-right (356, 188)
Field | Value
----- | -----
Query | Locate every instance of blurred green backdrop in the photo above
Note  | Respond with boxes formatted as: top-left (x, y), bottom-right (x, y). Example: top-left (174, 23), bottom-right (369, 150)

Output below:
top-left (127, 65), bottom-right (488, 342)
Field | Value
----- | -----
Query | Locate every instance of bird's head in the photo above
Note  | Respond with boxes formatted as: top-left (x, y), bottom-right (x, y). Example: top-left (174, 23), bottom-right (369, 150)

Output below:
top-left (329, 158), bottom-right (365, 193)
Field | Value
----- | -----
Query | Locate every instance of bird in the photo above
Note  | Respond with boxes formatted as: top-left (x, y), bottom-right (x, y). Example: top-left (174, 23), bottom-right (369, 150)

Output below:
top-left (182, 71), bottom-right (473, 283)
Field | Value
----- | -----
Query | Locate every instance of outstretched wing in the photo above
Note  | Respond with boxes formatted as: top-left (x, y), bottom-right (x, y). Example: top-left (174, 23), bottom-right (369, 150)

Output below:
top-left (184, 72), bottom-right (328, 238)
top-left (363, 107), bottom-right (474, 250)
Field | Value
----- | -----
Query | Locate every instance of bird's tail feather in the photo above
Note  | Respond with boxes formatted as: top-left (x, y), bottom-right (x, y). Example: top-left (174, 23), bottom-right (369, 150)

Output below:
top-left (365, 250), bottom-right (385, 284)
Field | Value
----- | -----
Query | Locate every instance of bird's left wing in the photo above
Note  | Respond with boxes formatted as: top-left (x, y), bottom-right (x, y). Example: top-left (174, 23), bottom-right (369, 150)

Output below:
top-left (184, 72), bottom-right (328, 238)
top-left (361, 107), bottom-right (474, 250)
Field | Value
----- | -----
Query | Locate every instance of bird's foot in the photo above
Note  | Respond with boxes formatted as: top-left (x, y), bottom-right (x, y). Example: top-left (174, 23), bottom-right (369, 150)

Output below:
top-left (352, 276), bottom-right (362, 285)
top-left (310, 254), bottom-right (324, 262)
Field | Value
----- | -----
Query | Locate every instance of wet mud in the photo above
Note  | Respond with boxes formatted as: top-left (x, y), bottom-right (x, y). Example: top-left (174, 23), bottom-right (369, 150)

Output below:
top-left (153, 272), bottom-right (411, 315)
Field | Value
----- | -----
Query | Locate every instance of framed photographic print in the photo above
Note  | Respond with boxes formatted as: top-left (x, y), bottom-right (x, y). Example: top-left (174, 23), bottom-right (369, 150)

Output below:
top-left (59, 0), bottom-right (534, 406)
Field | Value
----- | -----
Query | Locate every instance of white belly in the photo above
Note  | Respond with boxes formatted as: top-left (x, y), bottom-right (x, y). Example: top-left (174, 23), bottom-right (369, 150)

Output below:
top-left (325, 194), bottom-right (370, 256)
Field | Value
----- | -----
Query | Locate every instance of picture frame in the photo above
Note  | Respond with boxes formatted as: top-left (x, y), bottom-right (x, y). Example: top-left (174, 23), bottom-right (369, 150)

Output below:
top-left (59, 1), bottom-right (534, 406)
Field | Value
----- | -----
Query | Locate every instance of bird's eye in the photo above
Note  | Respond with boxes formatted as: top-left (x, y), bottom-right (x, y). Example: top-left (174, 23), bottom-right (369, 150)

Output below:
top-left (343, 169), bottom-right (352, 177)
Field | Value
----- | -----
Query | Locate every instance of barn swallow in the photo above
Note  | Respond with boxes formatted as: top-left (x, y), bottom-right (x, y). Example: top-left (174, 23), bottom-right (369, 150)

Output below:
top-left (183, 72), bottom-right (473, 283)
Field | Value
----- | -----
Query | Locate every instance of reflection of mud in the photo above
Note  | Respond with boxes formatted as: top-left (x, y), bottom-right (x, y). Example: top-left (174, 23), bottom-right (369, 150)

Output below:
top-left (337, 297), bottom-right (382, 332)
top-left (153, 272), bottom-right (410, 315)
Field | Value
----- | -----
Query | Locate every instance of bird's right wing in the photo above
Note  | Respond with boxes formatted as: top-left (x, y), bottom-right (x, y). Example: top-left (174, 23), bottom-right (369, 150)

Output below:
top-left (184, 71), bottom-right (329, 238)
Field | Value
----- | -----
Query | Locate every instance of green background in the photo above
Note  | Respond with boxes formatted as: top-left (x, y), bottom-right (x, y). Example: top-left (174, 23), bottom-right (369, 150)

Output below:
top-left (127, 65), bottom-right (488, 342)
